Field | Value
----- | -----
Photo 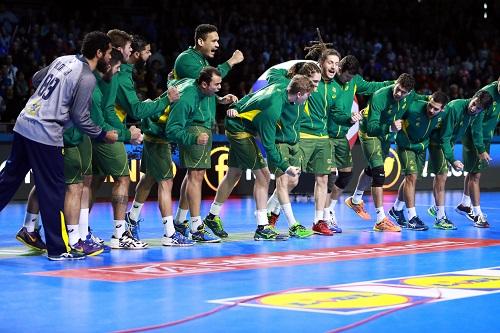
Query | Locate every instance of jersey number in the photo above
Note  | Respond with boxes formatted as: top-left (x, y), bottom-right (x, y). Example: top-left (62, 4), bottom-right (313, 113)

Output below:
top-left (38, 74), bottom-right (60, 100)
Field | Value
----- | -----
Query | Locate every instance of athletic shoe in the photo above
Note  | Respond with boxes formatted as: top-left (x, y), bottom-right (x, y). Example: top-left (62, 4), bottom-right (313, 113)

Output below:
top-left (125, 212), bottom-right (143, 240)
top-left (174, 220), bottom-right (190, 238)
top-left (16, 227), bottom-right (46, 251)
top-left (373, 217), bottom-right (402, 232)
top-left (191, 225), bottom-right (221, 243)
top-left (455, 204), bottom-right (474, 221)
top-left (473, 214), bottom-right (490, 228)
top-left (289, 223), bottom-right (314, 238)
top-left (254, 225), bottom-right (288, 241)
top-left (389, 207), bottom-right (408, 228)
top-left (326, 214), bottom-right (342, 233)
top-left (427, 205), bottom-right (437, 217)
top-left (268, 212), bottom-right (280, 227)
top-left (71, 238), bottom-right (104, 256)
top-left (110, 230), bottom-right (149, 249)
top-left (433, 217), bottom-right (457, 230)
top-left (312, 220), bottom-right (334, 236)
top-left (48, 249), bottom-right (86, 261)
top-left (406, 216), bottom-right (429, 231)
top-left (161, 231), bottom-right (195, 246)
top-left (204, 215), bottom-right (228, 238)
top-left (88, 229), bottom-right (111, 253)
top-left (345, 196), bottom-right (371, 220)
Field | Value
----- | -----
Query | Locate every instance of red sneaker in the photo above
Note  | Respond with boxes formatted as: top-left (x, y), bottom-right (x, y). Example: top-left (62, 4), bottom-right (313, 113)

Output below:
top-left (312, 220), bottom-right (334, 236)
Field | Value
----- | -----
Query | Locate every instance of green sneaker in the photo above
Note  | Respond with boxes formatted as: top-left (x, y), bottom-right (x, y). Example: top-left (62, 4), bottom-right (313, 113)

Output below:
top-left (204, 215), bottom-right (228, 238)
top-left (289, 223), bottom-right (314, 238)
top-left (427, 205), bottom-right (437, 217)
top-left (254, 225), bottom-right (288, 241)
top-left (433, 217), bottom-right (457, 230)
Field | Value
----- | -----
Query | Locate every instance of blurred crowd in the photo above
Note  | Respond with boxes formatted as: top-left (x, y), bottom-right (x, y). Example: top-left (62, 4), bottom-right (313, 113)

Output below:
top-left (1, 0), bottom-right (499, 128)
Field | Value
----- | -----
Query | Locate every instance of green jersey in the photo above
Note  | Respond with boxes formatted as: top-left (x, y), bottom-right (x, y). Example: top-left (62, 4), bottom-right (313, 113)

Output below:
top-left (173, 46), bottom-right (231, 80)
top-left (479, 81), bottom-right (500, 144)
top-left (97, 74), bottom-right (130, 142)
top-left (300, 78), bottom-right (335, 138)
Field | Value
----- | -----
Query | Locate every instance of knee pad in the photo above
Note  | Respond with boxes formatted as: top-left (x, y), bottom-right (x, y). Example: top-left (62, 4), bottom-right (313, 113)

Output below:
top-left (371, 166), bottom-right (385, 187)
top-left (327, 171), bottom-right (338, 193)
top-left (335, 171), bottom-right (353, 189)
top-left (364, 167), bottom-right (373, 177)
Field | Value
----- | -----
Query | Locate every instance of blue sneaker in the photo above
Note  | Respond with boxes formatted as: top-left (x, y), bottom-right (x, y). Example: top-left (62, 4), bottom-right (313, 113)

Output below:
top-left (48, 249), bottom-right (86, 261)
top-left (327, 213), bottom-right (342, 233)
top-left (88, 229), bottom-right (111, 253)
top-left (389, 207), bottom-right (408, 228)
top-left (125, 212), bottom-right (143, 240)
top-left (254, 225), bottom-right (289, 241)
top-left (174, 220), bottom-right (190, 238)
top-left (72, 238), bottom-right (104, 256)
top-left (407, 216), bottom-right (429, 231)
top-left (191, 225), bottom-right (221, 243)
top-left (161, 231), bottom-right (195, 247)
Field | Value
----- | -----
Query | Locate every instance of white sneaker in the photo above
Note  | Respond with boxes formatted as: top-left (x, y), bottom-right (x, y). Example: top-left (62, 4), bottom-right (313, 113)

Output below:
top-left (327, 212), bottom-right (342, 233)
top-left (161, 231), bottom-right (195, 247)
top-left (110, 231), bottom-right (148, 249)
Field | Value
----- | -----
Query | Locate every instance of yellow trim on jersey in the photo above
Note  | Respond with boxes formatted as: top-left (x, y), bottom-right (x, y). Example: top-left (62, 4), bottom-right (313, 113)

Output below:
top-left (225, 131), bottom-right (253, 140)
top-left (237, 109), bottom-right (261, 122)
top-left (299, 132), bottom-right (329, 139)
top-left (303, 100), bottom-right (310, 116)
top-left (115, 104), bottom-right (127, 122)
top-left (158, 105), bottom-right (171, 124)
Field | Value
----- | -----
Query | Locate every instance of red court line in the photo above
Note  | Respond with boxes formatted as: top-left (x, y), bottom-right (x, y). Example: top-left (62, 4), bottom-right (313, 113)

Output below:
top-left (29, 238), bottom-right (500, 282)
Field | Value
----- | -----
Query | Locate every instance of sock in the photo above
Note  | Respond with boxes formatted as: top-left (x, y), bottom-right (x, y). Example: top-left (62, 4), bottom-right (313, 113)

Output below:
top-left (352, 190), bottom-right (364, 204)
top-left (408, 207), bottom-right (417, 220)
top-left (24, 212), bottom-right (38, 232)
top-left (393, 199), bottom-right (405, 211)
top-left (437, 206), bottom-right (446, 219)
top-left (174, 208), bottom-right (189, 224)
top-left (79, 208), bottom-right (89, 239)
top-left (162, 216), bottom-right (175, 237)
top-left (129, 201), bottom-right (144, 221)
top-left (314, 210), bottom-right (324, 224)
top-left (266, 193), bottom-right (280, 214)
top-left (329, 199), bottom-right (338, 212)
top-left (323, 208), bottom-right (331, 221)
top-left (472, 206), bottom-right (482, 216)
top-left (209, 201), bottom-right (223, 217)
top-left (190, 216), bottom-right (202, 232)
top-left (255, 209), bottom-right (268, 226)
top-left (67, 225), bottom-right (80, 246)
top-left (375, 207), bottom-right (385, 223)
top-left (461, 194), bottom-right (471, 207)
top-left (281, 203), bottom-right (296, 226)
top-left (113, 219), bottom-right (126, 238)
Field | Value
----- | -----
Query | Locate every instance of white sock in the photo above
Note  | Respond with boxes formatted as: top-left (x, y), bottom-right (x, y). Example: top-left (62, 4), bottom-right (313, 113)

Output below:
top-left (174, 208), bottom-right (189, 224)
top-left (129, 201), bottom-right (144, 221)
top-left (472, 206), bottom-right (482, 216)
top-left (24, 212), bottom-right (38, 232)
top-left (114, 219), bottom-right (126, 238)
top-left (461, 194), bottom-right (471, 207)
top-left (408, 207), bottom-right (417, 220)
top-left (281, 203), bottom-right (296, 226)
top-left (352, 190), bottom-right (364, 204)
top-left (375, 207), bottom-right (386, 223)
top-left (329, 199), bottom-right (338, 211)
top-left (162, 216), bottom-right (175, 237)
top-left (314, 210), bottom-right (324, 224)
top-left (393, 199), bottom-right (405, 211)
top-left (209, 201), bottom-right (223, 216)
top-left (67, 224), bottom-right (80, 246)
top-left (255, 209), bottom-right (268, 226)
top-left (190, 216), bottom-right (202, 232)
top-left (266, 193), bottom-right (280, 214)
top-left (437, 206), bottom-right (446, 219)
top-left (79, 208), bottom-right (89, 239)
top-left (323, 208), bottom-right (331, 221)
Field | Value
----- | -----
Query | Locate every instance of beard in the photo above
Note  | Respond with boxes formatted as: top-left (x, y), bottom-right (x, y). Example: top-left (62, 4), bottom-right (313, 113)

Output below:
top-left (96, 58), bottom-right (110, 74)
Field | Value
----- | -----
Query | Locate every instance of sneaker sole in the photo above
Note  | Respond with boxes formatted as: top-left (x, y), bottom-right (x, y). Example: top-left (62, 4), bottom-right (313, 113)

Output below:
top-left (192, 238), bottom-right (221, 243)
top-left (312, 230), bottom-right (334, 236)
top-left (373, 227), bottom-right (401, 232)
top-left (15, 236), bottom-right (47, 252)
top-left (161, 242), bottom-right (195, 247)
top-left (254, 236), bottom-right (288, 241)
top-left (109, 241), bottom-right (149, 249)
top-left (345, 198), bottom-right (371, 220)
top-left (48, 255), bottom-right (86, 261)
top-left (86, 248), bottom-right (104, 256)
top-left (433, 225), bottom-right (457, 230)
top-left (289, 232), bottom-right (314, 238)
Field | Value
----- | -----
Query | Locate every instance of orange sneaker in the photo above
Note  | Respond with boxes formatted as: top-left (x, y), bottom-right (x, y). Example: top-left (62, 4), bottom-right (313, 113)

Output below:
top-left (373, 217), bottom-right (402, 232)
top-left (345, 196), bottom-right (371, 220)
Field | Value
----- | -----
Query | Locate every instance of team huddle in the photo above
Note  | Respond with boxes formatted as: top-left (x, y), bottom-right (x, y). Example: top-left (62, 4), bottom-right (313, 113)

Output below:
top-left (0, 24), bottom-right (497, 260)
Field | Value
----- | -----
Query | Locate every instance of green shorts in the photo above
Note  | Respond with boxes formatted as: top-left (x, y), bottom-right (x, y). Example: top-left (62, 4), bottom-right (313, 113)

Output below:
top-left (227, 132), bottom-right (267, 170)
top-left (92, 141), bottom-right (130, 177)
top-left (269, 142), bottom-right (301, 175)
top-left (299, 138), bottom-right (332, 175)
top-left (180, 126), bottom-right (212, 169)
top-left (63, 146), bottom-right (83, 184)
top-left (141, 139), bottom-right (174, 181)
top-left (427, 142), bottom-right (448, 175)
top-left (398, 148), bottom-right (426, 177)
top-left (359, 134), bottom-right (390, 169)
top-left (77, 135), bottom-right (92, 176)
top-left (463, 135), bottom-right (490, 173)
top-left (330, 137), bottom-right (352, 169)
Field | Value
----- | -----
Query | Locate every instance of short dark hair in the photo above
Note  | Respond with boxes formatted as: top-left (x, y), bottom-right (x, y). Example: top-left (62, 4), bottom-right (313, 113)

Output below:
top-left (473, 90), bottom-right (493, 109)
top-left (195, 24), bottom-right (218, 44)
top-left (288, 74), bottom-right (315, 95)
top-left (287, 62), bottom-right (321, 78)
top-left (431, 91), bottom-right (449, 106)
top-left (197, 66), bottom-right (221, 85)
top-left (339, 55), bottom-right (360, 75)
top-left (319, 49), bottom-right (341, 65)
top-left (81, 31), bottom-right (111, 59)
top-left (396, 73), bottom-right (415, 91)
top-left (131, 35), bottom-right (149, 53)
top-left (107, 29), bottom-right (132, 48)
top-left (110, 48), bottom-right (124, 67)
